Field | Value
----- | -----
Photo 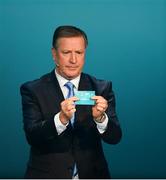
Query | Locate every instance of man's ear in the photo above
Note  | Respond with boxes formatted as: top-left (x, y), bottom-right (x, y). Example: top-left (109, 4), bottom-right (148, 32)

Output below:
top-left (51, 48), bottom-right (59, 66)
top-left (51, 48), bottom-right (56, 60)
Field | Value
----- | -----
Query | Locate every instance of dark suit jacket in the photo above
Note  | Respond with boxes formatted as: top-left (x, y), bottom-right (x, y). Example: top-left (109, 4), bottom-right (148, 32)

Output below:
top-left (20, 70), bottom-right (122, 179)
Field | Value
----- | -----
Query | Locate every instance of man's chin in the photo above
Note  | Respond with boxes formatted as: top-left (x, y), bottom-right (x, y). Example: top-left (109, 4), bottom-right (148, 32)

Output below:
top-left (56, 68), bottom-right (80, 79)
top-left (65, 73), bottom-right (80, 80)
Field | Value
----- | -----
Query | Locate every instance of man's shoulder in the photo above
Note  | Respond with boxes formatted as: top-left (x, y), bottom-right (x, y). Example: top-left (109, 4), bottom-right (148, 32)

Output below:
top-left (82, 72), bottom-right (112, 87)
top-left (82, 73), bottom-right (112, 94)
top-left (20, 71), bottom-right (53, 90)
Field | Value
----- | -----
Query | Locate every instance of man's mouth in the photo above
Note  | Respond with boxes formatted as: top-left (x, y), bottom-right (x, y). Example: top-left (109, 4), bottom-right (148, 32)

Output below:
top-left (67, 66), bottom-right (78, 69)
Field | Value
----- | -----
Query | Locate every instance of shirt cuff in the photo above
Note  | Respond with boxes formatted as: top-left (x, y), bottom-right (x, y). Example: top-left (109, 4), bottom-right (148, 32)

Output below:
top-left (95, 113), bottom-right (109, 134)
top-left (54, 112), bottom-right (69, 135)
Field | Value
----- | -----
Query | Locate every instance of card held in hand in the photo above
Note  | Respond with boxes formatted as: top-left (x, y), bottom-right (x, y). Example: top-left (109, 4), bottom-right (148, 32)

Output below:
top-left (75, 91), bottom-right (95, 105)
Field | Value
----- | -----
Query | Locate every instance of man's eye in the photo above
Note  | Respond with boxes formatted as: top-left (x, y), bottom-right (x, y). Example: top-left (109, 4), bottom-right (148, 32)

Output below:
top-left (63, 51), bottom-right (70, 54)
top-left (76, 51), bottom-right (83, 54)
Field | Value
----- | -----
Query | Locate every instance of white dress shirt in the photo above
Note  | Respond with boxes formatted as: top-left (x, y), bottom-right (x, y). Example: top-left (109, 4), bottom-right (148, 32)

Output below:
top-left (54, 69), bottom-right (108, 135)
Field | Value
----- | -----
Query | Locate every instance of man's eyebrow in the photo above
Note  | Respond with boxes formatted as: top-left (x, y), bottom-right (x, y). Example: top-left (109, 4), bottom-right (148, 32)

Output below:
top-left (61, 49), bottom-right (84, 52)
top-left (61, 49), bottom-right (71, 52)
top-left (75, 49), bottom-right (85, 51)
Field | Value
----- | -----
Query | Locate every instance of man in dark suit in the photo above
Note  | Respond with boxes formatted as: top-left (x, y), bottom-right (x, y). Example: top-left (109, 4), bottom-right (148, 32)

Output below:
top-left (20, 25), bottom-right (122, 179)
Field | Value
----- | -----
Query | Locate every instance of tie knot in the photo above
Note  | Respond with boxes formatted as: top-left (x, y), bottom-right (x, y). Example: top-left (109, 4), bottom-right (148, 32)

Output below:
top-left (64, 81), bottom-right (74, 90)
top-left (64, 81), bottom-right (75, 98)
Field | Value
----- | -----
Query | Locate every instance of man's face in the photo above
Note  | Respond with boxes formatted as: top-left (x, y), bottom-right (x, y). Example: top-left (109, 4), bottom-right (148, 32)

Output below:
top-left (52, 36), bottom-right (86, 80)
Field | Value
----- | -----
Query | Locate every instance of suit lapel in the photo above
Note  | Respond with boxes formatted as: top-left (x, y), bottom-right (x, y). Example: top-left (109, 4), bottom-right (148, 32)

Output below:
top-left (46, 70), bottom-right (65, 113)
top-left (78, 73), bottom-right (93, 91)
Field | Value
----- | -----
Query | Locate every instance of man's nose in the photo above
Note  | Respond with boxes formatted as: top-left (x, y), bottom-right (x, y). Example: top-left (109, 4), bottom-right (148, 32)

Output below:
top-left (70, 52), bottom-right (77, 63)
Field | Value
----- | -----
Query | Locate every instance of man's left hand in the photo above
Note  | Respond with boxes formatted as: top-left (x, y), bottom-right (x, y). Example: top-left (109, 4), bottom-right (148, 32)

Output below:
top-left (91, 96), bottom-right (108, 122)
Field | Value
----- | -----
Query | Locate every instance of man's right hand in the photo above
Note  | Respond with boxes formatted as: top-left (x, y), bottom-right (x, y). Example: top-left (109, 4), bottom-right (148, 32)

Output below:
top-left (59, 96), bottom-right (79, 125)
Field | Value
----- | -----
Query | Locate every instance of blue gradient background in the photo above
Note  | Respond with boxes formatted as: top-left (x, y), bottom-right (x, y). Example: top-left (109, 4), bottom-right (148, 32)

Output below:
top-left (0, 0), bottom-right (165, 178)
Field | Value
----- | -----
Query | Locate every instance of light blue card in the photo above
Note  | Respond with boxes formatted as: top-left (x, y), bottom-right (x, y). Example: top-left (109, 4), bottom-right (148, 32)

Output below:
top-left (75, 91), bottom-right (95, 105)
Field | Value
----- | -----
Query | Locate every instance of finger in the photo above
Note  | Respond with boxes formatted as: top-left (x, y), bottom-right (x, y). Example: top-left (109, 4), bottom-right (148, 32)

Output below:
top-left (91, 96), bottom-right (100, 100)
top-left (96, 103), bottom-right (108, 111)
top-left (64, 99), bottom-right (78, 107)
top-left (91, 95), bottom-right (106, 100)
top-left (69, 108), bottom-right (76, 113)
top-left (65, 100), bottom-right (75, 106)
top-left (95, 98), bottom-right (107, 104)
top-left (94, 101), bottom-right (108, 110)
top-left (68, 96), bottom-right (79, 102)
top-left (66, 104), bottom-right (76, 111)
top-left (95, 102), bottom-right (107, 108)
top-left (97, 103), bottom-right (107, 110)
top-left (67, 108), bottom-right (76, 118)
top-left (96, 106), bottom-right (105, 112)
top-left (64, 108), bottom-right (76, 119)
top-left (91, 96), bottom-right (107, 103)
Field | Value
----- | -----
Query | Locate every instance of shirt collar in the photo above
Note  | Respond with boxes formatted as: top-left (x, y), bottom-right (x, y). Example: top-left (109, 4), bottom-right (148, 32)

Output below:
top-left (55, 69), bottom-right (80, 89)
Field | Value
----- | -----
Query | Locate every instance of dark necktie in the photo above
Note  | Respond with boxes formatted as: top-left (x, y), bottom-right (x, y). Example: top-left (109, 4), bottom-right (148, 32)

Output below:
top-left (64, 81), bottom-right (78, 178)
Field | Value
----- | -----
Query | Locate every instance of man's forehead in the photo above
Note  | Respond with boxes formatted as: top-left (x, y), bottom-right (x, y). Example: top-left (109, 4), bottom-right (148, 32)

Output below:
top-left (57, 37), bottom-right (86, 48)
